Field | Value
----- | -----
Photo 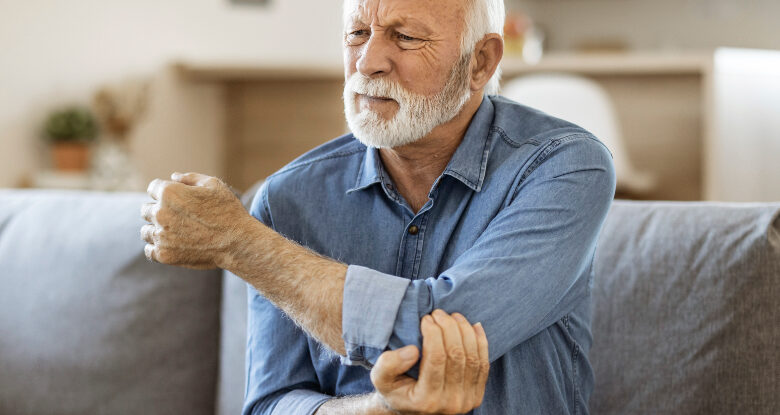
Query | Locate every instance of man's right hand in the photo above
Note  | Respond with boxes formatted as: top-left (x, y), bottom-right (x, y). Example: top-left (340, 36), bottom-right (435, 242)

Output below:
top-left (370, 309), bottom-right (490, 414)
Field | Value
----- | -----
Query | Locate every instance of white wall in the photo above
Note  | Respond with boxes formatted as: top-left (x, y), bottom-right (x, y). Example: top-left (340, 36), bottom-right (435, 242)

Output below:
top-left (512, 0), bottom-right (780, 52)
top-left (0, 0), bottom-right (344, 188)
top-left (706, 48), bottom-right (780, 202)
top-left (4, 0), bottom-right (780, 188)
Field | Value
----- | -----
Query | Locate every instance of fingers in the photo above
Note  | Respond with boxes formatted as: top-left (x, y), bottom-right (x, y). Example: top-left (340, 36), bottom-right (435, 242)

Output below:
top-left (453, 313), bottom-right (480, 404)
top-left (144, 243), bottom-right (158, 262)
top-left (140, 202), bottom-right (158, 224)
top-left (370, 345), bottom-right (419, 392)
top-left (146, 179), bottom-right (170, 201)
top-left (431, 309), bottom-right (466, 404)
top-left (143, 244), bottom-right (214, 268)
top-left (171, 172), bottom-right (220, 188)
top-left (417, 314), bottom-right (446, 395)
top-left (140, 224), bottom-right (158, 244)
top-left (382, 311), bottom-right (487, 415)
top-left (474, 322), bottom-right (490, 406)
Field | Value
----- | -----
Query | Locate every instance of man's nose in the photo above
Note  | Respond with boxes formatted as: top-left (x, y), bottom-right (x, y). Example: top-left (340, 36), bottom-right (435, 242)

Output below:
top-left (356, 35), bottom-right (393, 77)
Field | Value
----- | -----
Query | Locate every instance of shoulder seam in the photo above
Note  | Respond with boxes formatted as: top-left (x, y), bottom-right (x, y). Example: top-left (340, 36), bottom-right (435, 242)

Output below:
top-left (497, 125), bottom-right (594, 148)
top-left (517, 132), bottom-right (602, 187)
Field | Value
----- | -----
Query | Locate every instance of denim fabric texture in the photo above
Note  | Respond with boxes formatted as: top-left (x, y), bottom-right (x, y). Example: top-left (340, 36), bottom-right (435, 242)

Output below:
top-left (243, 95), bottom-right (616, 415)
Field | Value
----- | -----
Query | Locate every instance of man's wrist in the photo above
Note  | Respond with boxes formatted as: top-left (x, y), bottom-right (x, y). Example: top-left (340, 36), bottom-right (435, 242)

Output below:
top-left (314, 393), bottom-right (401, 415)
top-left (218, 213), bottom-right (266, 271)
top-left (370, 392), bottom-right (398, 414)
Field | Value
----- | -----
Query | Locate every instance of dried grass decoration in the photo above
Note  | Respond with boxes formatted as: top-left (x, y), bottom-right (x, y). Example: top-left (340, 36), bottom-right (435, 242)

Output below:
top-left (90, 78), bottom-right (150, 190)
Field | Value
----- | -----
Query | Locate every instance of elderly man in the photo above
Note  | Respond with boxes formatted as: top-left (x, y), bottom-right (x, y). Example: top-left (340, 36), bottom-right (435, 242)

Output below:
top-left (141, 0), bottom-right (616, 413)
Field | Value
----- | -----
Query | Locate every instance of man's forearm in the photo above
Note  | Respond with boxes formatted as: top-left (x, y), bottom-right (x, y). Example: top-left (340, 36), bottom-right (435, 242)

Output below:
top-left (223, 217), bottom-right (348, 355)
top-left (315, 393), bottom-right (398, 415)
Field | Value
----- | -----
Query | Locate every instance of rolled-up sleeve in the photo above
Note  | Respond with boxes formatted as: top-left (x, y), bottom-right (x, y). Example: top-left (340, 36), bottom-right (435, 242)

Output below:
top-left (341, 134), bottom-right (616, 368)
top-left (341, 265), bottom-right (411, 367)
top-left (266, 386), bottom-right (331, 415)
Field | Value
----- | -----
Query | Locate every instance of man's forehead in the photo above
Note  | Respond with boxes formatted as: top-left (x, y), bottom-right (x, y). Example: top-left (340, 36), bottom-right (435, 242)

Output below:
top-left (344, 0), bottom-right (465, 28)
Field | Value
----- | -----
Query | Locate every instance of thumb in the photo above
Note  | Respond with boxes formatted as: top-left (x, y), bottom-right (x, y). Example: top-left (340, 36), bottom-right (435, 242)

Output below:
top-left (370, 345), bottom-right (419, 389)
top-left (171, 172), bottom-right (217, 187)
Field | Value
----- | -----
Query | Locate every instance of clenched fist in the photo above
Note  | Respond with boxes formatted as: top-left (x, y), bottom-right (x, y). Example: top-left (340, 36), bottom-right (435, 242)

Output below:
top-left (140, 172), bottom-right (251, 270)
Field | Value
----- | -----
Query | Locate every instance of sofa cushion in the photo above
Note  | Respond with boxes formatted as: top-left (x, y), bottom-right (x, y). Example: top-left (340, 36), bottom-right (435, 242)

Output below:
top-left (0, 190), bottom-right (222, 415)
top-left (591, 201), bottom-right (780, 414)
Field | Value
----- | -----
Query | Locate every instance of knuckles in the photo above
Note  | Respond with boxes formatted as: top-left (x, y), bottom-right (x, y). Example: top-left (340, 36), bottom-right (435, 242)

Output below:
top-left (464, 354), bottom-right (481, 370)
top-left (205, 177), bottom-right (221, 188)
top-left (426, 350), bottom-right (448, 367)
top-left (480, 361), bottom-right (490, 375)
top-left (445, 346), bottom-right (465, 363)
top-left (159, 183), bottom-right (173, 200)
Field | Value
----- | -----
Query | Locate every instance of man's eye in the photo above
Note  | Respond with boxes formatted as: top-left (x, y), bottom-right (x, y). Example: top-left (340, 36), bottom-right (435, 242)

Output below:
top-left (348, 29), bottom-right (369, 39)
top-left (397, 33), bottom-right (417, 42)
top-left (346, 30), bottom-right (369, 45)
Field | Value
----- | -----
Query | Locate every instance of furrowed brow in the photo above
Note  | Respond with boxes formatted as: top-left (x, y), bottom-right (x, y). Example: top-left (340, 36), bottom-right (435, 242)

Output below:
top-left (388, 16), bottom-right (434, 35)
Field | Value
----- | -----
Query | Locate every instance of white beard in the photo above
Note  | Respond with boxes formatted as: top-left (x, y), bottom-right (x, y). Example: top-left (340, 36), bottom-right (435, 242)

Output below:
top-left (343, 54), bottom-right (473, 149)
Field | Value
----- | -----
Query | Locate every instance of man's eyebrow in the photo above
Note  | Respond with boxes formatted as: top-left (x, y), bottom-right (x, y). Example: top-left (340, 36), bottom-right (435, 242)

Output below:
top-left (345, 14), bottom-right (434, 35)
top-left (383, 16), bottom-right (434, 35)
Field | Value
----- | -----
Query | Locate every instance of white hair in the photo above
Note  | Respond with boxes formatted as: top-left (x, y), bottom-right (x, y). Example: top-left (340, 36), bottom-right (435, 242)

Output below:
top-left (342, 0), bottom-right (505, 95)
top-left (461, 0), bottom-right (505, 95)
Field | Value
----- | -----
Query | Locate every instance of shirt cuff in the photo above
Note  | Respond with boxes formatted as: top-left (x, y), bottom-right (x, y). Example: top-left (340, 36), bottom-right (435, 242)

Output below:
top-left (271, 389), bottom-right (331, 415)
top-left (341, 265), bottom-right (411, 368)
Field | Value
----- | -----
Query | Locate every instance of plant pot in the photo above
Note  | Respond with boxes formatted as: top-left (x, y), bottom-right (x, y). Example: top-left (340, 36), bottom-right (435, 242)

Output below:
top-left (52, 142), bottom-right (90, 172)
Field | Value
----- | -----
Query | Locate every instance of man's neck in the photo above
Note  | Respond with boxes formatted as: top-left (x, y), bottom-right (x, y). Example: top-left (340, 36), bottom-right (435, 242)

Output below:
top-left (379, 93), bottom-right (483, 213)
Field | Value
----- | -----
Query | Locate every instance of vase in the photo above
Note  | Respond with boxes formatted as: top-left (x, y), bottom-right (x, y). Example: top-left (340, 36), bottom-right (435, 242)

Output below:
top-left (52, 142), bottom-right (90, 172)
top-left (90, 139), bottom-right (143, 191)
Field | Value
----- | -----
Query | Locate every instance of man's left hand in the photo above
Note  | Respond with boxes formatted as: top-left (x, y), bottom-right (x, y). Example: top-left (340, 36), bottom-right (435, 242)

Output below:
top-left (140, 172), bottom-right (250, 270)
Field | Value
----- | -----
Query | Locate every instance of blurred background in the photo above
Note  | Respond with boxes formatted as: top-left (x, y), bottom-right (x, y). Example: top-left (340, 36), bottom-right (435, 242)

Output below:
top-left (1, 0), bottom-right (779, 201)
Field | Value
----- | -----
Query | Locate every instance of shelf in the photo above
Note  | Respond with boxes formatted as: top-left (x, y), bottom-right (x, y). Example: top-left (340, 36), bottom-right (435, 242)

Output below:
top-left (174, 62), bottom-right (343, 82)
top-left (500, 52), bottom-right (711, 76)
top-left (175, 52), bottom-right (712, 82)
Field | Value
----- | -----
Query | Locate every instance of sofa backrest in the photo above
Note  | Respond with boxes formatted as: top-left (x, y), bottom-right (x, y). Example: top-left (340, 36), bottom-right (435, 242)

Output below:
top-left (591, 201), bottom-right (780, 414)
top-left (4, 190), bottom-right (777, 414)
top-left (0, 190), bottom-right (223, 415)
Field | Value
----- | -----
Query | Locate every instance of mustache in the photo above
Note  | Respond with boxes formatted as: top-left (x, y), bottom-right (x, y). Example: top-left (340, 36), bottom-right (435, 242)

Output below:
top-left (345, 74), bottom-right (410, 103)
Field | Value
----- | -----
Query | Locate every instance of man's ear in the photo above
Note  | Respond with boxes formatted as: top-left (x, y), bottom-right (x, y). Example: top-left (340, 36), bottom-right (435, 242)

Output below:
top-left (470, 34), bottom-right (504, 92)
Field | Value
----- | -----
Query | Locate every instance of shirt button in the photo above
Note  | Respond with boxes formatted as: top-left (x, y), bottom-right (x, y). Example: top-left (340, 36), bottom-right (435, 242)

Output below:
top-left (408, 225), bottom-right (419, 235)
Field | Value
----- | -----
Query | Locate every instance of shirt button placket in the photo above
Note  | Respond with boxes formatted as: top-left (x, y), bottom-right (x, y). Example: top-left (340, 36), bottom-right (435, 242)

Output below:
top-left (399, 219), bottom-right (423, 279)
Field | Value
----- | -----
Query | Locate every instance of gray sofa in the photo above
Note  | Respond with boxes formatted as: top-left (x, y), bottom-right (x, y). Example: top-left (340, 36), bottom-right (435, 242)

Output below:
top-left (0, 189), bottom-right (778, 414)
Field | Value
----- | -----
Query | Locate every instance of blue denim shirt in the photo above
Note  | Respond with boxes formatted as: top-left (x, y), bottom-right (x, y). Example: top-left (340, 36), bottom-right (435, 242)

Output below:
top-left (243, 95), bottom-right (616, 415)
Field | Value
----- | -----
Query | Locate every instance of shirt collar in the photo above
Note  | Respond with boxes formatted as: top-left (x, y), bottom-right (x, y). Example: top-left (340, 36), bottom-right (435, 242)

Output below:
top-left (347, 95), bottom-right (494, 194)
top-left (346, 144), bottom-right (384, 194)
top-left (441, 95), bottom-right (494, 192)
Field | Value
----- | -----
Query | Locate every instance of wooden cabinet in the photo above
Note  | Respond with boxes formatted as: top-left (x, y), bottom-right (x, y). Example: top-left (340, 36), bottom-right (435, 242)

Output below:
top-left (177, 49), bottom-right (780, 201)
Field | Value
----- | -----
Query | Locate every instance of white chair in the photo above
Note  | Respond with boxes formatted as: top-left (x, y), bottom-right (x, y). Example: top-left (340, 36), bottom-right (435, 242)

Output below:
top-left (501, 73), bottom-right (655, 195)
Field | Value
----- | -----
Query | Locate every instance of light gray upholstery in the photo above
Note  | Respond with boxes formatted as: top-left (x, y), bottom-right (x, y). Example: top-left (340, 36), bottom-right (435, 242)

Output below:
top-left (2, 190), bottom-right (778, 414)
top-left (0, 190), bottom-right (222, 415)
top-left (216, 271), bottom-right (249, 415)
top-left (591, 201), bottom-right (780, 414)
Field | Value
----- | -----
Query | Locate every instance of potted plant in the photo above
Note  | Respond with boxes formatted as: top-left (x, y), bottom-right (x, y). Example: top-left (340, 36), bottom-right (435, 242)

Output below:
top-left (43, 107), bottom-right (98, 171)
